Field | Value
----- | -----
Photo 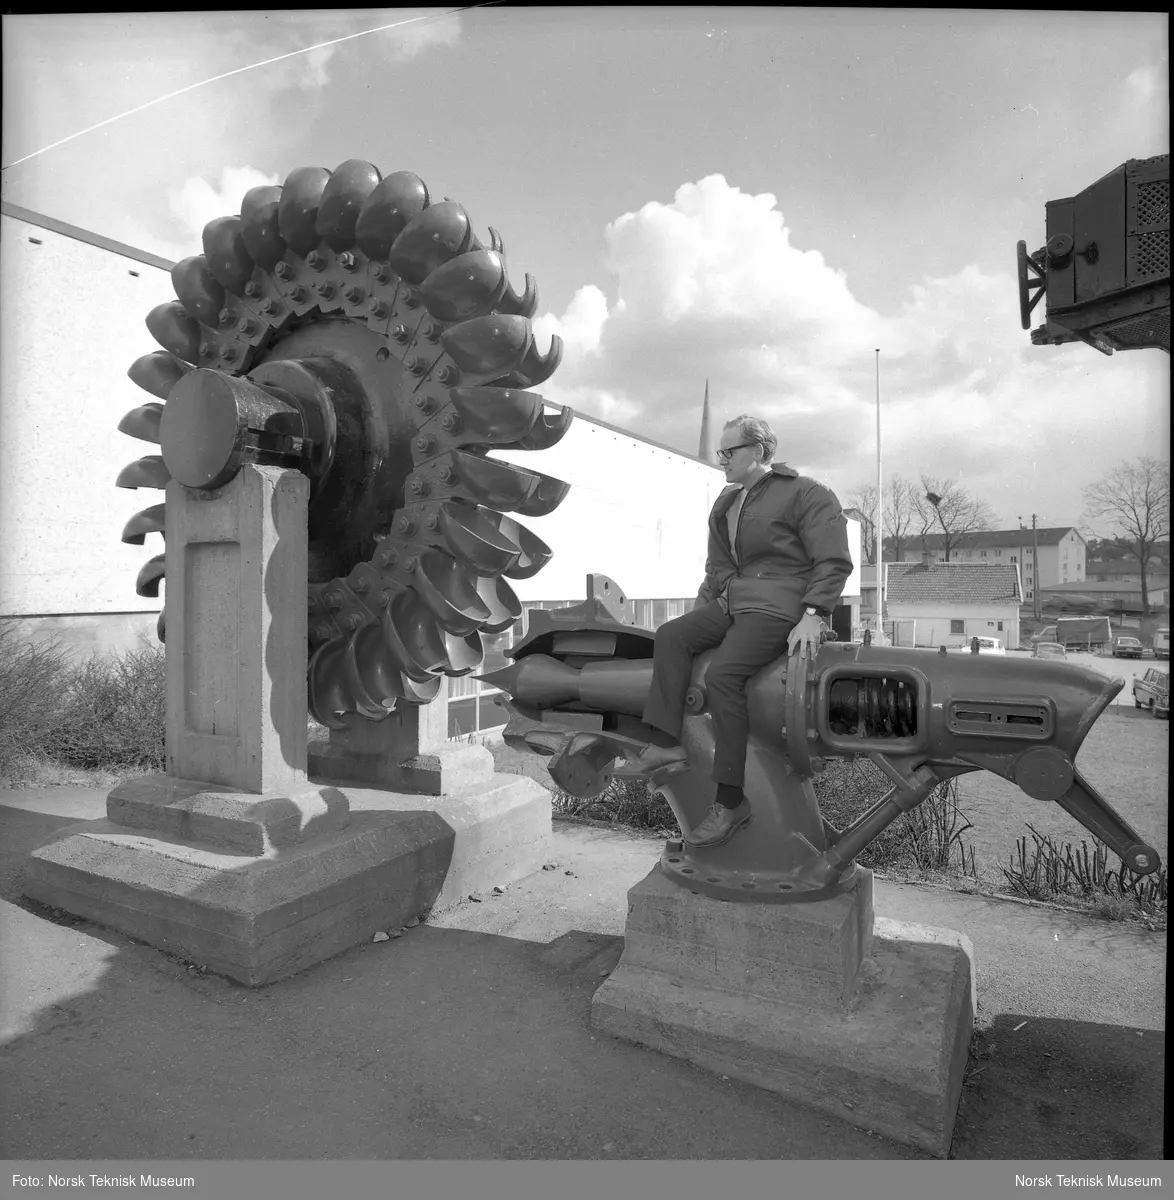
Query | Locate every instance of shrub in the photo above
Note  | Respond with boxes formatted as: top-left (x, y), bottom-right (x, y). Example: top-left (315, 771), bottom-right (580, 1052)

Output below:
top-left (0, 627), bottom-right (167, 782)
top-left (52, 645), bottom-right (167, 771)
top-left (0, 624), bottom-right (75, 780)
top-left (1002, 823), bottom-right (1167, 917)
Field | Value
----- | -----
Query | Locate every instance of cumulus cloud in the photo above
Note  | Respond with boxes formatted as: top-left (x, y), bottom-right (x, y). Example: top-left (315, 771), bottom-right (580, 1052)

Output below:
top-left (530, 174), bottom-right (1168, 525)
top-left (165, 164), bottom-right (281, 252)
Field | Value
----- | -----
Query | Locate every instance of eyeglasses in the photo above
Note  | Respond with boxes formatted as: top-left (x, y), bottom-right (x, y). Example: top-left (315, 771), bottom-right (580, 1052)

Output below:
top-left (716, 443), bottom-right (756, 463)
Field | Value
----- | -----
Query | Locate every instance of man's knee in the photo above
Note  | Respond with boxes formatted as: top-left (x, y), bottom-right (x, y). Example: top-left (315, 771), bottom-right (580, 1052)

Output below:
top-left (655, 612), bottom-right (694, 649)
top-left (704, 659), bottom-right (752, 697)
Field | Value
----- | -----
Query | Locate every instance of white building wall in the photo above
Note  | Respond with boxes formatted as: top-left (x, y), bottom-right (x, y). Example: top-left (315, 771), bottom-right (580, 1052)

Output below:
top-left (1, 210), bottom-right (176, 641)
top-left (496, 425), bottom-right (861, 606)
top-left (885, 602), bottom-right (1021, 650)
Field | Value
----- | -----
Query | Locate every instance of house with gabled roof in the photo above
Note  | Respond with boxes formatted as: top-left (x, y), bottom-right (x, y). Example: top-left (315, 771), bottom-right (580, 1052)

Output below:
top-left (884, 558), bottom-right (1024, 650)
top-left (885, 526), bottom-right (1085, 609)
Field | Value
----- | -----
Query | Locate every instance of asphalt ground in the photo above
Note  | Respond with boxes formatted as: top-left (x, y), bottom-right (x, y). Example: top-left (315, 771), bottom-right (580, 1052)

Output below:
top-left (0, 786), bottom-right (1165, 1163)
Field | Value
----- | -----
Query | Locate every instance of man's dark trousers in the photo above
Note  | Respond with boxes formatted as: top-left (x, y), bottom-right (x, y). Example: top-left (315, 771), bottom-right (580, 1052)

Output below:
top-left (641, 600), bottom-right (794, 788)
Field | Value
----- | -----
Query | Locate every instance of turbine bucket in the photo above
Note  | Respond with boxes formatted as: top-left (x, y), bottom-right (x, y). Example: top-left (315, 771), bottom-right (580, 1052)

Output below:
top-left (448, 450), bottom-right (541, 510)
top-left (413, 548), bottom-right (493, 635)
top-left (440, 313), bottom-right (531, 378)
top-left (388, 200), bottom-right (473, 285)
top-left (482, 512), bottom-right (552, 579)
top-left (500, 333), bottom-right (563, 389)
top-left (387, 593), bottom-right (452, 680)
top-left (354, 171), bottom-right (430, 261)
top-left (446, 386), bottom-right (543, 443)
top-left (118, 403), bottom-right (164, 444)
top-left (116, 456), bottom-right (170, 489)
top-left (156, 608), bottom-right (166, 644)
top-left (201, 216), bottom-right (255, 295)
top-left (316, 159), bottom-right (382, 251)
top-left (172, 256), bottom-right (225, 326)
top-left (146, 301), bottom-right (204, 366)
top-left (473, 574), bottom-right (522, 633)
top-left (380, 594), bottom-right (441, 683)
top-left (442, 631), bottom-right (485, 677)
top-left (135, 554), bottom-right (166, 598)
top-left (400, 674), bottom-right (443, 705)
top-left (121, 503), bottom-right (166, 545)
top-left (419, 249), bottom-right (509, 322)
top-left (438, 502), bottom-right (523, 574)
top-left (496, 272), bottom-right (539, 319)
top-left (239, 185), bottom-right (286, 270)
top-left (308, 640), bottom-right (351, 729)
top-left (502, 404), bottom-right (573, 451)
top-left (128, 350), bottom-right (193, 400)
top-left (278, 166), bottom-right (332, 256)
top-left (512, 472), bottom-right (570, 517)
top-left (344, 625), bottom-right (395, 719)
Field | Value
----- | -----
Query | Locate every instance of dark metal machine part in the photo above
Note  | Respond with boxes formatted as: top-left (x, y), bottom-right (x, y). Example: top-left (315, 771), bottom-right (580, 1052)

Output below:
top-left (116, 160), bottom-right (573, 725)
top-left (482, 576), bottom-right (1161, 905)
top-left (1018, 154), bottom-right (1169, 354)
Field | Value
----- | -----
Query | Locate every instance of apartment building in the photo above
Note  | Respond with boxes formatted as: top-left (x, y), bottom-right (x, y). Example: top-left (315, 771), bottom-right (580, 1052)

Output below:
top-left (885, 527), bottom-right (1086, 608)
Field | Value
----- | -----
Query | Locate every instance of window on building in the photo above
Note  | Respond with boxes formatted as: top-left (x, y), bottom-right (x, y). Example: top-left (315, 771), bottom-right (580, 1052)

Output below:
top-left (998, 621), bottom-right (1004, 631)
top-left (1011, 556), bottom-right (1017, 563)
top-left (995, 548), bottom-right (1002, 556)
top-left (981, 551), bottom-right (987, 558)
top-left (950, 619), bottom-right (965, 634)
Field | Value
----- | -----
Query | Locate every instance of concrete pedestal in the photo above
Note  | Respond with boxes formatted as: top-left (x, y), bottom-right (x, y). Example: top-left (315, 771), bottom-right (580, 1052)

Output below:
top-left (591, 866), bottom-right (975, 1158)
top-left (22, 773), bottom-right (551, 987)
top-left (22, 462), bottom-right (554, 985)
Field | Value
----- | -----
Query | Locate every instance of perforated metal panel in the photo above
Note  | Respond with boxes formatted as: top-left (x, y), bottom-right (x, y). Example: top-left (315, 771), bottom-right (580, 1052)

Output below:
top-left (1133, 229), bottom-right (1169, 280)
top-left (1101, 310), bottom-right (1170, 352)
top-left (1136, 178), bottom-right (1169, 227)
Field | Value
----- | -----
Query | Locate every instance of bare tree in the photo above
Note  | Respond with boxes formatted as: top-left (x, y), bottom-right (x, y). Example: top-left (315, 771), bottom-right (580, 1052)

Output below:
top-left (847, 484), bottom-right (878, 564)
top-left (914, 476), bottom-right (998, 562)
top-left (1082, 457), bottom-right (1171, 615)
top-left (884, 473), bottom-right (919, 562)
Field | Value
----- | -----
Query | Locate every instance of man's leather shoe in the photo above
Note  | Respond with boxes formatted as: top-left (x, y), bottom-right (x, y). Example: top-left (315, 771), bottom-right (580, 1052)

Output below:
top-left (684, 798), bottom-right (752, 848)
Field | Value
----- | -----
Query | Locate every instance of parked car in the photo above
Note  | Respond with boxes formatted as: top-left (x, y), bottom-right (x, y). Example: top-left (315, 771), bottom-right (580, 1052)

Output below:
top-left (1113, 636), bottom-right (1144, 658)
top-left (1153, 678), bottom-right (1169, 721)
top-left (1133, 667), bottom-right (1170, 711)
top-left (1032, 642), bottom-right (1068, 661)
top-left (1154, 629), bottom-right (1170, 660)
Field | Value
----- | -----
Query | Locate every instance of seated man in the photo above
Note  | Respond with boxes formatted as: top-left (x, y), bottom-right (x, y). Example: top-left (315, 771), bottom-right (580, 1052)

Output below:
top-left (624, 415), bottom-right (853, 848)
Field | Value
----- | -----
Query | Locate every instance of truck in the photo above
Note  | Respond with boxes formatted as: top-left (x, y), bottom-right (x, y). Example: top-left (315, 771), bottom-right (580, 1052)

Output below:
top-left (1033, 616), bottom-right (1113, 652)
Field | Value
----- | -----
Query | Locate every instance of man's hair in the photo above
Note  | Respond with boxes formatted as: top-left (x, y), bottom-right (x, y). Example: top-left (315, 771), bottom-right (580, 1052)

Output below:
top-left (723, 415), bottom-right (778, 462)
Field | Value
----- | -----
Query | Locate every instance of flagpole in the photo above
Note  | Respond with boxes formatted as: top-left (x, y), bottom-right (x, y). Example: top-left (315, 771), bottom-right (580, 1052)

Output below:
top-left (874, 348), bottom-right (888, 645)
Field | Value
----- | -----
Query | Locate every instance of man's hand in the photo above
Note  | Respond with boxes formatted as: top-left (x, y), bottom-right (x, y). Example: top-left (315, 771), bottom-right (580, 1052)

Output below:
top-left (787, 612), bottom-right (824, 660)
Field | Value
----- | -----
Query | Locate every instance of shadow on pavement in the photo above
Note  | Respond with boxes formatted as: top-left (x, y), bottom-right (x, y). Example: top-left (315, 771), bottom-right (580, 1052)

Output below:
top-left (952, 1017), bottom-right (1165, 1160)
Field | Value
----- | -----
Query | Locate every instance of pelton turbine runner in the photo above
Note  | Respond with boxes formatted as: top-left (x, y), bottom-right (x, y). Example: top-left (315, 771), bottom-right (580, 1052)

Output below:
top-left (115, 160), bottom-right (571, 726)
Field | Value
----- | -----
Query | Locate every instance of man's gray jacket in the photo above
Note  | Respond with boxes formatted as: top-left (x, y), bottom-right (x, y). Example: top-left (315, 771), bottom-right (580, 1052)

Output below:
top-left (696, 463), bottom-right (854, 623)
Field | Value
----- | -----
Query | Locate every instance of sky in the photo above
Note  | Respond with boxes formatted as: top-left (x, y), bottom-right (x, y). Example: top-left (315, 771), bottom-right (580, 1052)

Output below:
top-left (2, 7), bottom-right (1169, 535)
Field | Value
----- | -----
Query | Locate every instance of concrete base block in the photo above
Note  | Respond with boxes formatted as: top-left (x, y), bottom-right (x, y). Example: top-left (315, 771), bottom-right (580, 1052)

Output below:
top-left (590, 866), bottom-right (975, 1158)
top-left (21, 773), bottom-right (551, 987)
